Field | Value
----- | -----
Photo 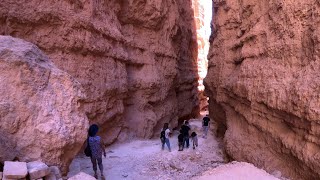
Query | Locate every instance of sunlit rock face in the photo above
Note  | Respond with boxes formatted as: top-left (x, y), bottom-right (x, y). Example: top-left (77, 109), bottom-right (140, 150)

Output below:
top-left (205, 0), bottom-right (320, 179)
top-left (0, 0), bottom-right (199, 143)
top-left (192, 0), bottom-right (212, 111)
top-left (0, 36), bottom-right (88, 174)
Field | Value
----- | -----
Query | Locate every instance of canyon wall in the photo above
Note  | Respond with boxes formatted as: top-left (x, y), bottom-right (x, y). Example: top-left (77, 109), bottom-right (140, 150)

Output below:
top-left (0, 0), bottom-right (199, 144)
top-left (205, 0), bottom-right (320, 179)
top-left (192, 0), bottom-right (211, 111)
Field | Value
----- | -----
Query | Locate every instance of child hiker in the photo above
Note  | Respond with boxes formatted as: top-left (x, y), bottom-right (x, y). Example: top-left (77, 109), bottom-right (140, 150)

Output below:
top-left (191, 132), bottom-right (198, 149)
top-left (88, 124), bottom-right (106, 179)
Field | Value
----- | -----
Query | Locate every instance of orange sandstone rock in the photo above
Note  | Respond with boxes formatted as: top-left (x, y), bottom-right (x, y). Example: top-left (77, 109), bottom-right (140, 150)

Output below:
top-left (0, 0), bottom-right (199, 143)
top-left (0, 36), bottom-right (88, 173)
top-left (205, 0), bottom-right (320, 179)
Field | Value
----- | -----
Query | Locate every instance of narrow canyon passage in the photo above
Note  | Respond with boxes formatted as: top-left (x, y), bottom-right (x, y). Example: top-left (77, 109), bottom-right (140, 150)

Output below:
top-left (67, 112), bottom-right (226, 180)
top-left (1, 0), bottom-right (320, 180)
top-left (0, 0), bottom-right (202, 174)
top-left (67, 113), bottom-right (281, 180)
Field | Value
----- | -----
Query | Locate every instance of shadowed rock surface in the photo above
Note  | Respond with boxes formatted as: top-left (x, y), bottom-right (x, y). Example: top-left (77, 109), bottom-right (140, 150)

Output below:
top-left (205, 0), bottom-right (320, 179)
top-left (0, 36), bottom-right (88, 173)
top-left (0, 0), bottom-right (200, 143)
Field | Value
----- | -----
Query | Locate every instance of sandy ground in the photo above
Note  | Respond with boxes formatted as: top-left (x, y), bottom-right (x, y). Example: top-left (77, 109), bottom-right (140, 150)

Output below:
top-left (68, 116), bottom-right (227, 180)
top-left (67, 115), bottom-right (281, 180)
top-left (194, 162), bottom-right (280, 180)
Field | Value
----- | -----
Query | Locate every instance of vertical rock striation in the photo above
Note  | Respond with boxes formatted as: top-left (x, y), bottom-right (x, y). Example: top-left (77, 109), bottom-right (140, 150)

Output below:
top-left (0, 0), bottom-right (199, 143)
top-left (205, 0), bottom-right (320, 179)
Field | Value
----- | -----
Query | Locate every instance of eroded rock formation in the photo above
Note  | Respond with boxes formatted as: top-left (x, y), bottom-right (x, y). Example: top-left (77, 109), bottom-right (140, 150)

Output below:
top-left (192, 0), bottom-right (211, 111)
top-left (205, 0), bottom-right (320, 179)
top-left (0, 0), bottom-right (199, 143)
top-left (0, 36), bottom-right (88, 173)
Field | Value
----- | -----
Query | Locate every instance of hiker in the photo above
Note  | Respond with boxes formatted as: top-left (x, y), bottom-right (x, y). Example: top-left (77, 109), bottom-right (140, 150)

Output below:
top-left (178, 130), bottom-right (184, 151)
top-left (160, 123), bottom-right (171, 152)
top-left (181, 120), bottom-right (190, 148)
top-left (202, 115), bottom-right (211, 138)
top-left (88, 124), bottom-right (106, 179)
top-left (191, 132), bottom-right (198, 149)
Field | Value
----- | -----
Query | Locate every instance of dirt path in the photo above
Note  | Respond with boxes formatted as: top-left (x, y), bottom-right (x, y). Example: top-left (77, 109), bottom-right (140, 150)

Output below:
top-left (68, 116), bottom-right (226, 180)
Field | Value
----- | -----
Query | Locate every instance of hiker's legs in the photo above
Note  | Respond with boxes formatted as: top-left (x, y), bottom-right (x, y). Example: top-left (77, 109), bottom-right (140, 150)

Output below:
top-left (97, 158), bottom-right (103, 175)
top-left (186, 136), bottom-right (189, 148)
top-left (203, 126), bottom-right (209, 138)
top-left (90, 157), bottom-right (98, 177)
top-left (179, 142), bottom-right (183, 151)
top-left (165, 138), bottom-right (171, 151)
top-left (195, 137), bottom-right (198, 147)
top-left (192, 138), bottom-right (196, 149)
top-left (183, 136), bottom-right (189, 148)
top-left (161, 139), bottom-right (165, 150)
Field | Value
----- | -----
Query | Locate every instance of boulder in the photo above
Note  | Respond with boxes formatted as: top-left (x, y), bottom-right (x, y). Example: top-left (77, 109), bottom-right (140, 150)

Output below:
top-left (44, 173), bottom-right (56, 180)
top-left (67, 172), bottom-right (96, 180)
top-left (0, 36), bottom-right (89, 173)
top-left (44, 166), bottom-right (61, 180)
top-left (27, 161), bottom-right (50, 180)
top-left (3, 161), bottom-right (27, 179)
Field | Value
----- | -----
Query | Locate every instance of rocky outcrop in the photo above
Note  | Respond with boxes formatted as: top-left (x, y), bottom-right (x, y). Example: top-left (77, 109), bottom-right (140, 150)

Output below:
top-left (0, 36), bottom-right (88, 173)
top-left (205, 0), bottom-right (320, 179)
top-left (0, 0), bottom-right (199, 142)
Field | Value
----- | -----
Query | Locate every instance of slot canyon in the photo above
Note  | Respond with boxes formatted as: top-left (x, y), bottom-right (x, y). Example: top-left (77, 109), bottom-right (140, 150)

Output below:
top-left (0, 0), bottom-right (319, 180)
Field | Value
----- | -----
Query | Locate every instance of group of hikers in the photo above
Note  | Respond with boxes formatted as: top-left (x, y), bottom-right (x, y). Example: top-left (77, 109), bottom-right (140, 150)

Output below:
top-left (84, 115), bottom-right (211, 179)
top-left (160, 115), bottom-right (211, 152)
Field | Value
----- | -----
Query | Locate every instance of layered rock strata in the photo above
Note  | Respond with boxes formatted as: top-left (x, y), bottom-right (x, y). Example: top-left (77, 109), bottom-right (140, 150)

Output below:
top-left (0, 0), bottom-right (199, 142)
top-left (0, 36), bottom-right (88, 173)
top-left (205, 0), bottom-right (320, 179)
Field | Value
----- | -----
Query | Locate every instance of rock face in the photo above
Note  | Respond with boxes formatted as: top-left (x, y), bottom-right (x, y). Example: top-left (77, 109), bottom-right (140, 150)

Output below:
top-left (192, 0), bottom-right (212, 111)
top-left (0, 36), bottom-right (88, 173)
top-left (0, 0), bottom-right (200, 142)
top-left (205, 0), bottom-right (320, 179)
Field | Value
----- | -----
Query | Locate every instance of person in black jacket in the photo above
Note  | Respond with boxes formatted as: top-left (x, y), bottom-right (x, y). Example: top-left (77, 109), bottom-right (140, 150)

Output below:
top-left (202, 115), bottom-right (211, 138)
top-left (181, 120), bottom-right (190, 148)
top-left (178, 130), bottom-right (184, 151)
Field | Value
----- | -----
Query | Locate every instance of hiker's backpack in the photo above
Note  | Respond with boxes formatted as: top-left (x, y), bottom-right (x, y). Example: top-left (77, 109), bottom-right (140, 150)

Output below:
top-left (84, 138), bottom-right (92, 157)
top-left (160, 130), bottom-right (165, 140)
